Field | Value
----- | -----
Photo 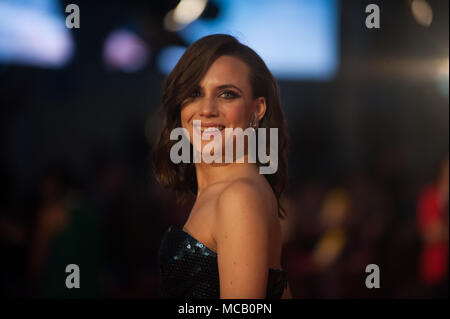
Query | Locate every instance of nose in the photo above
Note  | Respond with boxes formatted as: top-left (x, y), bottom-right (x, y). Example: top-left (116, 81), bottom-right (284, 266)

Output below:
top-left (199, 97), bottom-right (219, 118)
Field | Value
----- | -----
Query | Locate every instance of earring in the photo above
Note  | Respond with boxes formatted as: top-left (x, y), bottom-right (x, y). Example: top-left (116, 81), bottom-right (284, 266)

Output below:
top-left (249, 113), bottom-right (258, 128)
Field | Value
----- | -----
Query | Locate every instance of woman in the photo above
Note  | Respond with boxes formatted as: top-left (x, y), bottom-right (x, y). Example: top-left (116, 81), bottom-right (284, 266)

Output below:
top-left (154, 34), bottom-right (291, 299)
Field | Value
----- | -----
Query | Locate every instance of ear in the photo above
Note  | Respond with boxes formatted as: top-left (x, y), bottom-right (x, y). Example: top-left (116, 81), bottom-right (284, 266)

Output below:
top-left (253, 97), bottom-right (267, 122)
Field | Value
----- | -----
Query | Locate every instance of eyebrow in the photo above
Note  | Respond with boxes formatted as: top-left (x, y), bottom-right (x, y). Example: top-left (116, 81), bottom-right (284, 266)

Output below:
top-left (216, 84), bottom-right (243, 93)
top-left (195, 84), bottom-right (243, 94)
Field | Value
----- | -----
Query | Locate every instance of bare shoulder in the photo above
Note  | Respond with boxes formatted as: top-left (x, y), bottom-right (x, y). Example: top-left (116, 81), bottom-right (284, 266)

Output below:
top-left (212, 178), bottom-right (280, 298)
top-left (219, 177), bottom-right (276, 215)
top-left (213, 177), bottom-right (278, 237)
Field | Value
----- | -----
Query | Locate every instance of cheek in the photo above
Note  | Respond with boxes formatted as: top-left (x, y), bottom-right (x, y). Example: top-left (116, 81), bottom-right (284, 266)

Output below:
top-left (223, 101), bottom-right (250, 126)
top-left (180, 106), bottom-right (196, 142)
top-left (180, 107), bottom-right (192, 127)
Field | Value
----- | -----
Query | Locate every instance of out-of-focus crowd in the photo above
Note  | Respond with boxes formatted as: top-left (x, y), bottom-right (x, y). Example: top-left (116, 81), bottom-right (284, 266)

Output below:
top-left (1, 148), bottom-right (447, 298)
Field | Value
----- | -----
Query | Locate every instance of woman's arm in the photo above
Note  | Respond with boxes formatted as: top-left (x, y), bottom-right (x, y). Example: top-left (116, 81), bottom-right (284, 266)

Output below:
top-left (214, 179), bottom-right (275, 299)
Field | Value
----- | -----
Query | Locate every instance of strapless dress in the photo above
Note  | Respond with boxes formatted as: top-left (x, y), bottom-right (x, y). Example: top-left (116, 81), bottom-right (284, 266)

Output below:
top-left (158, 225), bottom-right (287, 298)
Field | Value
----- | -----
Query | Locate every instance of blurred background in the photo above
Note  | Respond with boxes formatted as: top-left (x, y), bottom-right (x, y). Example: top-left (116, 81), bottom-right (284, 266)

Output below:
top-left (0, 0), bottom-right (448, 298)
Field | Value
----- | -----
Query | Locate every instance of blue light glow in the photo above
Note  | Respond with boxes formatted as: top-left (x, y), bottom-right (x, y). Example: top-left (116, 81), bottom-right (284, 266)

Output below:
top-left (0, 0), bottom-right (74, 68)
top-left (159, 0), bottom-right (339, 81)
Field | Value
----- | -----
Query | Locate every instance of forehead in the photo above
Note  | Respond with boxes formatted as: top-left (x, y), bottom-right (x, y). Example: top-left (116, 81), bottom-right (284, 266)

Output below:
top-left (199, 55), bottom-right (251, 90)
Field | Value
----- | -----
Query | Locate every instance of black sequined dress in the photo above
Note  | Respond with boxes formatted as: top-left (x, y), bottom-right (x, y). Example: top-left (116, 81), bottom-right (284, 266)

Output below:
top-left (158, 225), bottom-right (287, 298)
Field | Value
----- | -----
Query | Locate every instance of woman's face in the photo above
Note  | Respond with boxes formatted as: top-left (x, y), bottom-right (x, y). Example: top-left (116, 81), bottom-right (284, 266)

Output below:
top-left (180, 55), bottom-right (263, 158)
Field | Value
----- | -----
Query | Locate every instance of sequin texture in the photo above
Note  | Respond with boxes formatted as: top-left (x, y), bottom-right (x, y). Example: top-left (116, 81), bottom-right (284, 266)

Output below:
top-left (158, 225), bottom-right (288, 299)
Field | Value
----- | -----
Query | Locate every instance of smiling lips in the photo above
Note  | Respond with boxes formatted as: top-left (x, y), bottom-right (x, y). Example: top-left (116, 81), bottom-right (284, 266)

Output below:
top-left (193, 122), bottom-right (226, 135)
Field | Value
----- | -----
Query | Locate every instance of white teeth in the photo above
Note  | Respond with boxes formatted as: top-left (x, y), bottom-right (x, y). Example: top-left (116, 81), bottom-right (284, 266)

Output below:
top-left (202, 127), bottom-right (223, 132)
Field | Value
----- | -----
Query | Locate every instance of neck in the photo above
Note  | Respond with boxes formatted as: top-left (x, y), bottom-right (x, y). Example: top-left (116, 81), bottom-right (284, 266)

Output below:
top-left (194, 154), bottom-right (259, 197)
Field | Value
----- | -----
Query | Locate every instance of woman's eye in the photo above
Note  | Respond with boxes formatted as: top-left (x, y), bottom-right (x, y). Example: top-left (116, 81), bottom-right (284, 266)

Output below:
top-left (220, 91), bottom-right (238, 99)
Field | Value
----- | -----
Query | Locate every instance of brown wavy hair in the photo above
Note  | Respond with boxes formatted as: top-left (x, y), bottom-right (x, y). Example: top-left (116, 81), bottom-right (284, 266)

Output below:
top-left (151, 34), bottom-right (289, 218)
